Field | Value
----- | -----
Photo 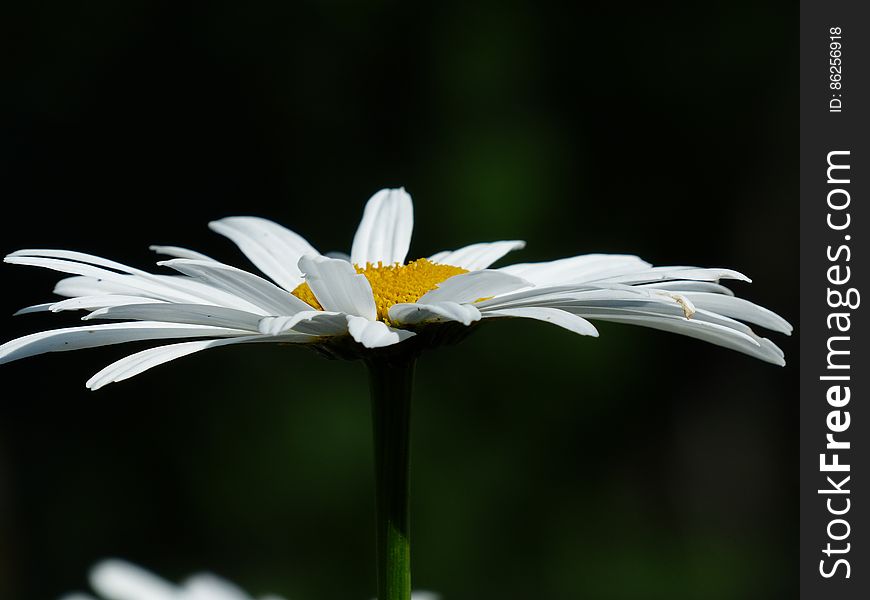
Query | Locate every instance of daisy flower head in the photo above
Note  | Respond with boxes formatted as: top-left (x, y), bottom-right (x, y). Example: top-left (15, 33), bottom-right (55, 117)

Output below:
top-left (62, 559), bottom-right (287, 600)
top-left (61, 559), bottom-right (439, 600)
top-left (10, 187), bottom-right (790, 600)
top-left (2, 187), bottom-right (791, 389)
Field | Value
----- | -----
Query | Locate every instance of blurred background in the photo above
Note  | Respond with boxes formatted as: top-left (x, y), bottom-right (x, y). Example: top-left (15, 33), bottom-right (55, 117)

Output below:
top-left (0, 2), bottom-right (796, 599)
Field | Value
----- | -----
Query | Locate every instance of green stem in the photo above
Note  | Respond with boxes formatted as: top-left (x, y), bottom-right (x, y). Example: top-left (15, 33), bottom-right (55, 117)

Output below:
top-left (367, 354), bottom-right (415, 600)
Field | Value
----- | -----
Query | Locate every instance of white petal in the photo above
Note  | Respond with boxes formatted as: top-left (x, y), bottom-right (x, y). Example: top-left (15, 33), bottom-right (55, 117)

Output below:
top-left (86, 334), bottom-right (309, 390)
top-left (347, 315), bottom-right (415, 348)
top-left (149, 245), bottom-right (217, 261)
top-left (13, 302), bottom-right (55, 315)
top-left (598, 266), bottom-right (752, 285)
top-left (553, 302), bottom-right (731, 328)
top-left (0, 322), bottom-right (249, 366)
top-left (86, 303), bottom-right (263, 332)
top-left (5, 256), bottom-right (197, 303)
top-left (389, 302), bottom-right (481, 326)
top-left (480, 285), bottom-right (788, 360)
top-left (476, 283), bottom-right (646, 311)
top-left (682, 292), bottom-right (793, 334)
top-left (8, 249), bottom-right (154, 276)
top-left (14, 255), bottom-right (276, 313)
top-left (429, 240), bottom-right (526, 270)
top-left (487, 288), bottom-right (718, 323)
top-left (52, 295), bottom-right (165, 312)
top-left (210, 216), bottom-right (319, 291)
top-left (298, 255), bottom-right (376, 320)
top-left (641, 280), bottom-right (735, 296)
top-left (7, 256), bottom-right (239, 307)
top-left (90, 559), bottom-right (177, 600)
top-left (54, 275), bottom-right (148, 298)
top-left (418, 270), bottom-right (530, 304)
top-left (483, 306), bottom-right (599, 336)
top-left (52, 273), bottom-right (266, 314)
top-left (136, 276), bottom-right (269, 312)
top-left (182, 574), bottom-right (252, 600)
top-left (520, 285), bottom-right (787, 338)
top-left (692, 308), bottom-right (767, 338)
top-left (59, 595), bottom-right (98, 600)
top-left (7, 250), bottom-right (257, 306)
top-left (552, 300), bottom-right (784, 362)
top-left (498, 254), bottom-right (652, 286)
top-left (350, 188), bottom-right (413, 266)
top-left (324, 251), bottom-right (351, 262)
top-left (579, 312), bottom-right (785, 365)
top-left (258, 311), bottom-right (348, 336)
top-left (159, 259), bottom-right (311, 317)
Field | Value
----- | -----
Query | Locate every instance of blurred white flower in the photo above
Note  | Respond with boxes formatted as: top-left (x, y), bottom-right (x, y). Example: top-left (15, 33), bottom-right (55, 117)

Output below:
top-left (3, 187), bottom-right (790, 389)
top-left (60, 559), bottom-right (440, 600)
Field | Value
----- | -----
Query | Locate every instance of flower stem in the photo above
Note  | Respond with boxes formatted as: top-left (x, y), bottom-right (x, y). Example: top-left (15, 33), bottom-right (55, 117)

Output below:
top-left (367, 354), bottom-right (415, 600)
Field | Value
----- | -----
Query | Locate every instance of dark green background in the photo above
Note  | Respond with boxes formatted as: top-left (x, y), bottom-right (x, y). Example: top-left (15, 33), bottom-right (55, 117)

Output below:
top-left (0, 2), bottom-right (796, 599)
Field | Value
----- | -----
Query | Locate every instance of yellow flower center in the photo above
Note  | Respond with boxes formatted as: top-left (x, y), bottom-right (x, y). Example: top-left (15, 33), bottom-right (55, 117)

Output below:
top-left (291, 258), bottom-right (468, 322)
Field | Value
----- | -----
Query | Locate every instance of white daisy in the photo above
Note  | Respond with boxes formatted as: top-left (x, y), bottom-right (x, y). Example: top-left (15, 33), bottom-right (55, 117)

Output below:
top-left (60, 559), bottom-right (439, 600)
top-left (1, 187), bottom-right (790, 389)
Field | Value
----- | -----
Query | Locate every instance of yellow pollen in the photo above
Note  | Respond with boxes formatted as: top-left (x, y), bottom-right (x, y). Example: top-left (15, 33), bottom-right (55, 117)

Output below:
top-left (291, 280), bottom-right (324, 311)
top-left (291, 258), bottom-right (468, 322)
